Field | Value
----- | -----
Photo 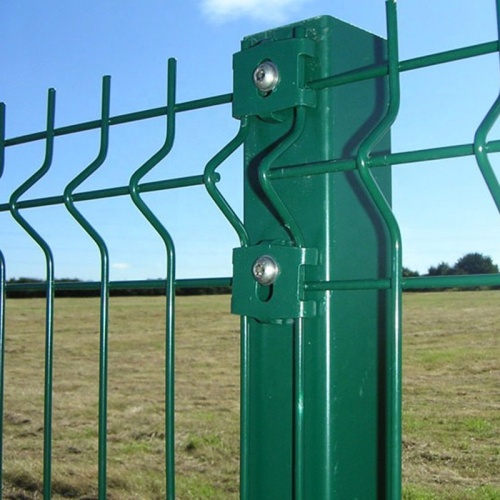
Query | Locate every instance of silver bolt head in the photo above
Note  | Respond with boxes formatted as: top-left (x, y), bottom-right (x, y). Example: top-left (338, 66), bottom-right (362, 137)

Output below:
top-left (253, 61), bottom-right (279, 92)
top-left (252, 255), bottom-right (279, 285)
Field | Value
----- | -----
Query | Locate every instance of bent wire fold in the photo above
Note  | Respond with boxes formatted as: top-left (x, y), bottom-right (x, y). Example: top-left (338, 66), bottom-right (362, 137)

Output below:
top-left (63, 76), bottom-right (111, 500)
top-left (203, 117), bottom-right (252, 498)
top-left (128, 57), bottom-right (177, 500)
top-left (203, 117), bottom-right (250, 247)
top-left (257, 108), bottom-right (308, 248)
top-left (355, 1), bottom-right (402, 497)
top-left (473, 0), bottom-right (500, 214)
top-left (8, 89), bottom-right (56, 499)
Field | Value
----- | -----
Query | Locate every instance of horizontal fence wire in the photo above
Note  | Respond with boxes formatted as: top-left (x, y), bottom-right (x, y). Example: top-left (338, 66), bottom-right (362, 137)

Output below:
top-left (2, 40), bottom-right (498, 149)
top-left (0, 32), bottom-right (497, 294)
top-left (0, 174), bottom-right (212, 212)
top-left (0, 27), bottom-right (497, 293)
top-left (3, 94), bottom-right (233, 148)
top-left (4, 277), bottom-right (233, 293)
top-left (4, 273), bottom-right (499, 294)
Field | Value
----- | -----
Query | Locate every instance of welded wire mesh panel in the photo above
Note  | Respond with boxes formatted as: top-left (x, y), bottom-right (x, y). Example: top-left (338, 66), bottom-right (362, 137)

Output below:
top-left (0, 60), bottom-right (240, 499)
top-left (0, 1), bottom-right (499, 499)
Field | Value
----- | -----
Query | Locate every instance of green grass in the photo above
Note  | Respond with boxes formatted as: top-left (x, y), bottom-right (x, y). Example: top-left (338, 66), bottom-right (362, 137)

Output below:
top-left (3, 295), bottom-right (240, 499)
top-left (402, 291), bottom-right (500, 499)
top-left (2, 291), bottom-right (499, 498)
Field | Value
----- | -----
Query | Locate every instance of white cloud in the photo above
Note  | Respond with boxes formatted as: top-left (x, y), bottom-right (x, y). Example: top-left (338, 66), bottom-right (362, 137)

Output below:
top-left (112, 263), bottom-right (131, 270)
top-left (200, 0), bottom-right (310, 23)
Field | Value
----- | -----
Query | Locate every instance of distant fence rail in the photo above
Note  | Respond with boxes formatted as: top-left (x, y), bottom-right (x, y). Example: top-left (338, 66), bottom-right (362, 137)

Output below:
top-left (1, 1), bottom-right (500, 498)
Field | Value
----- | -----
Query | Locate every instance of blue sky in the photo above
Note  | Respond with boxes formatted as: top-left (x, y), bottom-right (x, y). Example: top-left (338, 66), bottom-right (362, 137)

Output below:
top-left (0, 0), bottom-right (499, 281)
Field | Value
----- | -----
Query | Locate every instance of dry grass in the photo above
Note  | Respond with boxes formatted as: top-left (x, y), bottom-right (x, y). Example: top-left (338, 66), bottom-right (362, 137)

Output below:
top-left (1, 291), bottom-right (499, 498)
top-left (3, 295), bottom-right (240, 499)
top-left (403, 291), bottom-right (500, 499)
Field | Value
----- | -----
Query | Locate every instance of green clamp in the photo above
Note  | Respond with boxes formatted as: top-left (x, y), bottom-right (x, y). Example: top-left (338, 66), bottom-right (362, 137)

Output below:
top-left (231, 243), bottom-right (317, 323)
top-left (232, 35), bottom-right (316, 119)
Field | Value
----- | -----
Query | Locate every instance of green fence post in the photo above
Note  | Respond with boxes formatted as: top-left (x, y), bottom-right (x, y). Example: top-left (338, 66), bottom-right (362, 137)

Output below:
top-left (231, 15), bottom-right (398, 498)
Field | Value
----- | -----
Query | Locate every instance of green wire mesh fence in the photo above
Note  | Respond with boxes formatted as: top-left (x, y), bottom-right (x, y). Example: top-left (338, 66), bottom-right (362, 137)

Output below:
top-left (0, 0), bottom-right (499, 498)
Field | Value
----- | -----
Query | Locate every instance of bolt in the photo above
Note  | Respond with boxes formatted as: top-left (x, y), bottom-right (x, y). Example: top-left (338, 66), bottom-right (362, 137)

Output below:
top-left (252, 255), bottom-right (279, 285)
top-left (253, 61), bottom-right (279, 93)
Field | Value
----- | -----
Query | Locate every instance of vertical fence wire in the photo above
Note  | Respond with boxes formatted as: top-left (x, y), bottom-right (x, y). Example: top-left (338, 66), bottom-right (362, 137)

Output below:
top-left (473, 0), bottom-right (500, 213)
top-left (239, 315), bottom-right (250, 500)
top-left (0, 102), bottom-right (5, 500)
top-left (128, 58), bottom-right (177, 500)
top-left (203, 120), bottom-right (251, 497)
top-left (0, 250), bottom-right (4, 500)
top-left (203, 117), bottom-right (249, 247)
top-left (8, 90), bottom-right (57, 499)
top-left (254, 106), bottom-right (308, 496)
top-left (0, 1), bottom-right (499, 496)
top-left (63, 77), bottom-right (111, 500)
top-left (356, 1), bottom-right (402, 497)
top-left (257, 109), bottom-right (307, 248)
top-left (0, 103), bottom-right (4, 177)
top-left (293, 318), bottom-right (305, 500)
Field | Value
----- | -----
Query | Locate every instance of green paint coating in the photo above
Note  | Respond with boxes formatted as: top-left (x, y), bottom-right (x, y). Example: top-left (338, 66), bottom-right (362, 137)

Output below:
top-left (233, 15), bottom-right (395, 498)
top-left (9, 90), bottom-right (57, 499)
top-left (232, 243), bottom-right (317, 322)
top-left (129, 58), bottom-right (177, 500)
top-left (0, 3), bottom-right (499, 499)
top-left (63, 77), bottom-right (111, 500)
top-left (233, 37), bottom-right (316, 118)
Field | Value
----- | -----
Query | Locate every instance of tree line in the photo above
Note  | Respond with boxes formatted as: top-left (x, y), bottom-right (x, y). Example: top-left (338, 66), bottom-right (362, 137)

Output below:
top-left (403, 252), bottom-right (499, 278)
top-left (4, 277), bottom-right (231, 299)
top-left (4, 252), bottom-right (498, 298)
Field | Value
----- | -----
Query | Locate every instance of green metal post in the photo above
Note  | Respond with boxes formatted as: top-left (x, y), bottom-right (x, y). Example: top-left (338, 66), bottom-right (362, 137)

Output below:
top-left (232, 15), bottom-right (397, 498)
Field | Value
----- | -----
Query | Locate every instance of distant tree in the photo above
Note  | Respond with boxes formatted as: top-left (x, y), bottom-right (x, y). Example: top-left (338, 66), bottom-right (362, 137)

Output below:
top-left (8, 277), bottom-right (43, 284)
top-left (402, 267), bottom-right (419, 278)
top-left (427, 262), bottom-right (453, 276)
top-left (453, 252), bottom-right (499, 275)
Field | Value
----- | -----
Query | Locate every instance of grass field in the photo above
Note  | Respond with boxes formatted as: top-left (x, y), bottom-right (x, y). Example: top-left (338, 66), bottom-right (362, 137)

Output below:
top-left (1, 291), bottom-right (499, 499)
top-left (402, 291), bottom-right (500, 500)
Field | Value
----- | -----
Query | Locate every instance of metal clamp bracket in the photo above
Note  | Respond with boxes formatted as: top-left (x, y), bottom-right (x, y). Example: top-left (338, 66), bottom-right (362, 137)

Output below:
top-left (231, 243), bottom-right (318, 323)
top-left (232, 35), bottom-right (316, 119)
